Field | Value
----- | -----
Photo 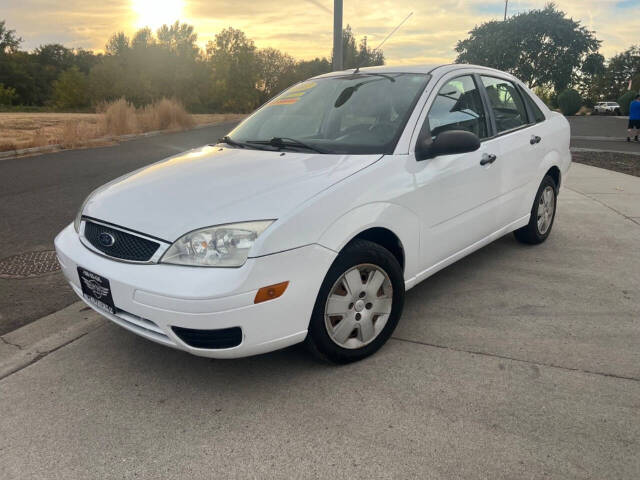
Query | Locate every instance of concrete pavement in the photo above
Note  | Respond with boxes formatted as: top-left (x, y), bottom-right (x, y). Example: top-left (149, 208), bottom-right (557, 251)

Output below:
top-left (1, 162), bottom-right (639, 479)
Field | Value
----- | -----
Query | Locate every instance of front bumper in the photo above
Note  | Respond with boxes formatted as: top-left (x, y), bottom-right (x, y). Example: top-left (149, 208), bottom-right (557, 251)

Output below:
top-left (55, 224), bottom-right (336, 358)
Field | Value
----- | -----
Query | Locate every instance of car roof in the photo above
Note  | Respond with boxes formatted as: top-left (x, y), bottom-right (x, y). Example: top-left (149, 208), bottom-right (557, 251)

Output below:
top-left (311, 63), bottom-right (520, 80)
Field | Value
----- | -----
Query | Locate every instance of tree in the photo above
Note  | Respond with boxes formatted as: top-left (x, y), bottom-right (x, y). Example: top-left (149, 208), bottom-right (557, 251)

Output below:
top-left (295, 57), bottom-right (332, 79)
top-left (52, 66), bottom-right (88, 109)
top-left (106, 32), bottom-right (130, 56)
top-left (256, 48), bottom-right (297, 103)
top-left (618, 90), bottom-right (638, 116)
top-left (356, 36), bottom-right (384, 68)
top-left (0, 20), bottom-right (21, 54)
top-left (455, 4), bottom-right (600, 92)
top-left (157, 21), bottom-right (199, 58)
top-left (333, 25), bottom-right (385, 69)
top-left (601, 46), bottom-right (640, 100)
top-left (132, 28), bottom-right (155, 50)
top-left (579, 53), bottom-right (605, 105)
top-left (206, 28), bottom-right (260, 112)
top-left (32, 44), bottom-right (75, 104)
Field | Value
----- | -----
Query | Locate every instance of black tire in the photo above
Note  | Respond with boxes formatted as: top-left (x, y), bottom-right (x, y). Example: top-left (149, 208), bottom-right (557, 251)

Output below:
top-left (514, 175), bottom-right (557, 245)
top-left (305, 239), bottom-right (405, 364)
top-left (614, 108), bottom-right (621, 116)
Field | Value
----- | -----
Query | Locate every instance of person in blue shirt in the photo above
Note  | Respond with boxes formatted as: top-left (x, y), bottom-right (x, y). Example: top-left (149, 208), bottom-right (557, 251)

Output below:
top-left (628, 94), bottom-right (640, 142)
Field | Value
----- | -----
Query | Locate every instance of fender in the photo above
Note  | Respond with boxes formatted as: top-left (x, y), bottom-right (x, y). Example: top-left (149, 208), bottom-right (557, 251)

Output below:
top-left (522, 113), bottom-right (571, 211)
top-left (317, 202), bottom-right (421, 282)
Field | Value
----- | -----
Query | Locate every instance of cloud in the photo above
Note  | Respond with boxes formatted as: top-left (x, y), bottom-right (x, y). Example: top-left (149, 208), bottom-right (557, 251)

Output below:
top-left (0, 0), bottom-right (637, 62)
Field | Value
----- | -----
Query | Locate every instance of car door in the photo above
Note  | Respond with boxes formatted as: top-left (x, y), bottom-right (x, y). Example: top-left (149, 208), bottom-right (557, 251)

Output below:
top-left (403, 73), bottom-right (503, 271)
top-left (478, 75), bottom-right (543, 226)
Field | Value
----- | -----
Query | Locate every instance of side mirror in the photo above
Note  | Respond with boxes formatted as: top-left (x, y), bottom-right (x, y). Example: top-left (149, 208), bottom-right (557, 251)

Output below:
top-left (415, 130), bottom-right (481, 161)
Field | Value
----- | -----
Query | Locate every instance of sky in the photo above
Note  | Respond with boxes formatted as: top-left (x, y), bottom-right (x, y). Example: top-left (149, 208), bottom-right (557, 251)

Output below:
top-left (1, 0), bottom-right (639, 64)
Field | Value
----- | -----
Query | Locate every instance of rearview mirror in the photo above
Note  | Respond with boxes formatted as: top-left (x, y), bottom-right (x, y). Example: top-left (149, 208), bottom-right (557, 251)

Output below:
top-left (334, 86), bottom-right (357, 108)
top-left (415, 130), bottom-right (481, 161)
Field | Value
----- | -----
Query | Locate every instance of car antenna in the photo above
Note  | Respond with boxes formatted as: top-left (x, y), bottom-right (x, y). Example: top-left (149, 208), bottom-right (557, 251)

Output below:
top-left (353, 11), bottom-right (413, 74)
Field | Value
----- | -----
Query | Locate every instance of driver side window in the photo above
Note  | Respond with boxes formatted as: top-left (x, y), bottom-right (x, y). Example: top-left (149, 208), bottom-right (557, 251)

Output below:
top-left (426, 75), bottom-right (488, 140)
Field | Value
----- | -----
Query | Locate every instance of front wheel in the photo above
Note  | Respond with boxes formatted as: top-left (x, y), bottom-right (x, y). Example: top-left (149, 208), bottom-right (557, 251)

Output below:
top-left (514, 175), bottom-right (557, 245)
top-left (305, 239), bottom-right (405, 363)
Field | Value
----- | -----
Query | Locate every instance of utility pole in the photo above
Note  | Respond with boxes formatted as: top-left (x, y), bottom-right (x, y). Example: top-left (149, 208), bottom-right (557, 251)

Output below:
top-left (333, 0), bottom-right (343, 71)
top-left (504, 0), bottom-right (508, 21)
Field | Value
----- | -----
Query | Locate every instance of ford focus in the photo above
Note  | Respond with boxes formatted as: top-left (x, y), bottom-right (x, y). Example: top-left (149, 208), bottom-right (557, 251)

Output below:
top-left (55, 64), bottom-right (571, 363)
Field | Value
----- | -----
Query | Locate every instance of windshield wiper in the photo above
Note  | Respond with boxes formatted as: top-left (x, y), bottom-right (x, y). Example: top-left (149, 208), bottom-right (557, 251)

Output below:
top-left (246, 137), bottom-right (330, 154)
top-left (217, 136), bottom-right (273, 151)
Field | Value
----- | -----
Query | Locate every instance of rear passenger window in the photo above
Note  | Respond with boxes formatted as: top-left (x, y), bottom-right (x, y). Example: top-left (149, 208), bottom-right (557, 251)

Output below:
top-left (427, 75), bottom-right (488, 140)
top-left (520, 88), bottom-right (546, 123)
top-left (480, 76), bottom-right (528, 133)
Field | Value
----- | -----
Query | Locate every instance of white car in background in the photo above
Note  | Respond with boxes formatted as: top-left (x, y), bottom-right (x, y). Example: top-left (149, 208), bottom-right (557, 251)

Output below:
top-left (593, 101), bottom-right (621, 115)
top-left (55, 64), bottom-right (571, 363)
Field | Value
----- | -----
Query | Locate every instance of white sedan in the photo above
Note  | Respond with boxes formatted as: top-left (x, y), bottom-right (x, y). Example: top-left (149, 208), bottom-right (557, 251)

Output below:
top-left (55, 64), bottom-right (571, 363)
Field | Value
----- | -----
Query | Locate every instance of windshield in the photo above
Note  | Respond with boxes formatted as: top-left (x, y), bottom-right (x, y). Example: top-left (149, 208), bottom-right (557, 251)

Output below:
top-left (226, 73), bottom-right (429, 154)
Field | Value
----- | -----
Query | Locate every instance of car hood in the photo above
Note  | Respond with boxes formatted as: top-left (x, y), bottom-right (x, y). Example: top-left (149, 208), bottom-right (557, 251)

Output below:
top-left (83, 145), bottom-right (382, 242)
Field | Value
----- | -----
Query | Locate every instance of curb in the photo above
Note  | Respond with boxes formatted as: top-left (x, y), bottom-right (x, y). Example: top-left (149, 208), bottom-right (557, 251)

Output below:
top-left (571, 147), bottom-right (640, 157)
top-left (0, 120), bottom-right (243, 161)
top-left (571, 135), bottom-right (629, 142)
top-left (0, 302), bottom-right (105, 380)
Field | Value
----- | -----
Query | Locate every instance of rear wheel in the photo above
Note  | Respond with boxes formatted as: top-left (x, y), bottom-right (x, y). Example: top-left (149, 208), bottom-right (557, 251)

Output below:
top-left (305, 239), bottom-right (404, 363)
top-left (514, 175), bottom-right (557, 245)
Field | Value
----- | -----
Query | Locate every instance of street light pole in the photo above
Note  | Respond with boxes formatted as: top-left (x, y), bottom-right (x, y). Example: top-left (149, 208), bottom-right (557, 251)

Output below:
top-left (333, 0), bottom-right (343, 71)
top-left (504, 0), bottom-right (508, 21)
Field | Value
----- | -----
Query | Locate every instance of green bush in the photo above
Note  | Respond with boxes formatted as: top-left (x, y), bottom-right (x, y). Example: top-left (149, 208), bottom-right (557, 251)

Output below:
top-left (52, 67), bottom-right (88, 110)
top-left (0, 83), bottom-right (17, 106)
top-left (617, 91), bottom-right (638, 116)
top-left (557, 89), bottom-right (582, 116)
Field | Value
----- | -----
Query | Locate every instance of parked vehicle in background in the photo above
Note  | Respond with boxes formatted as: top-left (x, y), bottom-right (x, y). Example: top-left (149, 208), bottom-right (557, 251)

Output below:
top-left (55, 64), bottom-right (571, 363)
top-left (593, 102), bottom-right (621, 115)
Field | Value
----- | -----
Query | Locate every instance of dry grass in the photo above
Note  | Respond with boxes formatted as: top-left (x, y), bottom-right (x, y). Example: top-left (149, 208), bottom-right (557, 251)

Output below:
top-left (102, 98), bottom-right (138, 136)
top-left (0, 99), bottom-right (246, 153)
top-left (141, 98), bottom-right (195, 131)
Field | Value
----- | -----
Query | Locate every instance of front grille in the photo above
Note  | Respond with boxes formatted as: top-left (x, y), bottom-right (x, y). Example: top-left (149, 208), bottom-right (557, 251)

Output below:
top-left (84, 221), bottom-right (160, 262)
top-left (172, 326), bottom-right (243, 349)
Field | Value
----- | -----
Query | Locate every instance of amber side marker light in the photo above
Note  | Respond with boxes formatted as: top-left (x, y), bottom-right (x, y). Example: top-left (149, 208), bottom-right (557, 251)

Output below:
top-left (254, 281), bottom-right (289, 304)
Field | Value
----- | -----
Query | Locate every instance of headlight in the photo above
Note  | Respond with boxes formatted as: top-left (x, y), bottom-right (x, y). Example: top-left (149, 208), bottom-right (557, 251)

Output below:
top-left (160, 221), bottom-right (274, 267)
top-left (74, 191), bottom-right (96, 233)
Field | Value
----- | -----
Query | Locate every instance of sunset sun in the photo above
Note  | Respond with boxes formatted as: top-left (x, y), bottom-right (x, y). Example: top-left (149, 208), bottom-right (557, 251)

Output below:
top-left (131, 0), bottom-right (184, 29)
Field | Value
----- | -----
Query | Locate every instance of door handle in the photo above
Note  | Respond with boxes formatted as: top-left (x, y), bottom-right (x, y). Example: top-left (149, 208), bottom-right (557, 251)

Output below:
top-left (530, 135), bottom-right (541, 145)
top-left (480, 153), bottom-right (497, 166)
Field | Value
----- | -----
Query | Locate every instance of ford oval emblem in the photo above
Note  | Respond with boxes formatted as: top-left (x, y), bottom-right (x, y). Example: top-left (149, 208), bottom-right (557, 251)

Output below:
top-left (98, 232), bottom-right (116, 247)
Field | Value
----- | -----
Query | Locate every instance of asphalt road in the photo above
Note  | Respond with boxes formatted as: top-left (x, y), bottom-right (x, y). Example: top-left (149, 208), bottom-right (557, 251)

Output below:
top-left (0, 123), bottom-right (237, 335)
top-left (1, 163), bottom-right (639, 479)
top-left (568, 116), bottom-right (640, 153)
